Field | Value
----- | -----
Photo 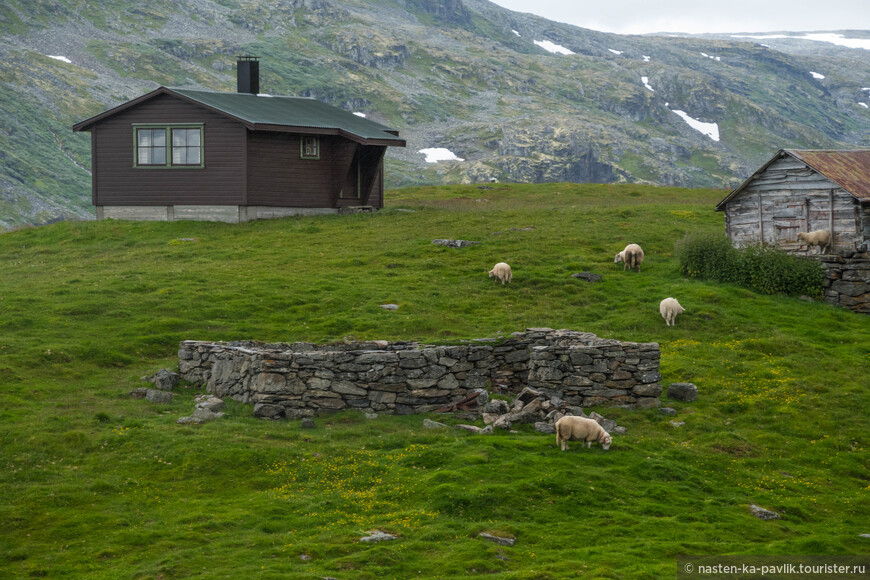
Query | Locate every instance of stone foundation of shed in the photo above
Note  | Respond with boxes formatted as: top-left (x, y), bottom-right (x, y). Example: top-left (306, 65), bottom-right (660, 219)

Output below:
top-left (177, 328), bottom-right (662, 419)
top-left (819, 255), bottom-right (870, 314)
top-left (96, 205), bottom-right (339, 223)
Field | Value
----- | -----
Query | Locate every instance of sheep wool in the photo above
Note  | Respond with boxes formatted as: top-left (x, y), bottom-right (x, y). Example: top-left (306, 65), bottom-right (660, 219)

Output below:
top-left (796, 230), bottom-right (831, 254)
top-left (614, 243), bottom-right (644, 271)
top-left (555, 416), bottom-right (612, 451)
top-left (659, 297), bottom-right (685, 326)
top-left (488, 262), bottom-right (512, 284)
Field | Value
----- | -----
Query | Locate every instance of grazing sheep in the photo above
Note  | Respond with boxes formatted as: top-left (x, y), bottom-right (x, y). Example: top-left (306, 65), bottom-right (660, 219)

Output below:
top-left (659, 297), bottom-right (685, 327)
top-left (555, 416), bottom-right (612, 451)
top-left (796, 230), bottom-right (831, 254)
top-left (614, 243), bottom-right (645, 271)
top-left (488, 262), bottom-right (512, 285)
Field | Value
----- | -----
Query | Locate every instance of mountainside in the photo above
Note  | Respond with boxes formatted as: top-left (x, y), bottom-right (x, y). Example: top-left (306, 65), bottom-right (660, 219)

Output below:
top-left (1, 0), bottom-right (870, 228)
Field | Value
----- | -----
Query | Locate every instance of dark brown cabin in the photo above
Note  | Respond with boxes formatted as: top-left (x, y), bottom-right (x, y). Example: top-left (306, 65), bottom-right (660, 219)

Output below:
top-left (72, 58), bottom-right (406, 222)
top-left (716, 149), bottom-right (870, 255)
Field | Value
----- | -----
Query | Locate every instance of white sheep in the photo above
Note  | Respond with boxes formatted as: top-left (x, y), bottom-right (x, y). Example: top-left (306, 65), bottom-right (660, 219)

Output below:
top-left (797, 230), bottom-right (831, 254)
top-left (488, 262), bottom-right (512, 285)
top-left (659, 297), bottom-right (685, 326)
top-left (614, 243), bottom-right (644, 271)
top-left (555, 416), bottom-right (612, 451)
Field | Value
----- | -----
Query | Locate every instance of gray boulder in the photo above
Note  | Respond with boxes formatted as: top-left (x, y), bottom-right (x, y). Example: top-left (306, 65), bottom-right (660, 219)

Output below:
top-left (667, 382), bottom-right (698, 402)
top-left (149, 369), bottom-right (179, 391)
top-left (749, 504), bottom-right (781, 520)
top-left (145, 389), bottom-right (173, 404)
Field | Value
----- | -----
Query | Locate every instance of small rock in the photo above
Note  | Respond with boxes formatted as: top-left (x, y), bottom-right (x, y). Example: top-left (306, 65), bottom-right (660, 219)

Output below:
top-left (670, 421), bottom-right (685, 428)
top-left (534, 422), bottom-right (556, 434)
top-left (148, 368), bottom-right (179, 391)
top-left (482, 413), bottom-right (500, 425)
top-left (301, 418), bottom-right (317, 429)
top-left (379, 304), bottom-right (400, 310)
top-left (859, 534), bottom-right (870, 539)
top-left (571, 272), bottom-right (602, 282)
top-left (360, 530), bottom-right (397, 542)
top-left (483, 399), bottom-right (509, 415)
top-left (176, 416), bottom-right (204, 425)
top-left (145, 389), bottom-right (173, 404)
top-left (749, 504), bottom-right (781, 520)
top-left (493, 416), bottom-right (512, 430)
top-left (299, 554), bottom-right (312, 561)
top-left (455, 424), bottom-right (484, 434)
top-left (423, 418), bottom-right (448, 429)
top-left (192, 407), bottom-right (225, 421)
top-left (129, 388), bottom-right (149, 399)
top-left (667, 382), bottom-right (698, 402)
top-left (479, 532), bottom-right (516, 547)
top-left (612, 426), bottom-right (627, 435)
top-left (195, 396), bottom-right (225, 413)
top-left (365, 413), bottom-right (379, 420)
top-left (660, 407), bottom-right (677, 416)
top-left (431, 239), bottom-right (480, 248)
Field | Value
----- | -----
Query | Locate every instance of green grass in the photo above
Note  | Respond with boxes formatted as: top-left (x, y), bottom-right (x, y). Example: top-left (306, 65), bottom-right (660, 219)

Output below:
top-left (1, 183), bottom-right (868, 578)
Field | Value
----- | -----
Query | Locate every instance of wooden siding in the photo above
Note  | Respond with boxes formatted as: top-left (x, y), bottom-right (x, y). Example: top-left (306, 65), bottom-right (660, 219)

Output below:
top-left (92, 93), bottom-right (246, 206)
top-left (723, 156), bottom-right (865, 251)
top-left (246, 134), bottom-right (385, 208)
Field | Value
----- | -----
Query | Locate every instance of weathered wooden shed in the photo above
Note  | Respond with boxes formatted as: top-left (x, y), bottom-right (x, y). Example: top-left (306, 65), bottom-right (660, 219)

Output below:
top-left (72, 58), bottom-right (406, 222)
top-left (716, 149), bottom-right (870, 254)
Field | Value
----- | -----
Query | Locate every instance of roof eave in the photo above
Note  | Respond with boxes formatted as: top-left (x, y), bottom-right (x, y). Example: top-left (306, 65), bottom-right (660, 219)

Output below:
top-left (72, 86), bottom-right (169, 132)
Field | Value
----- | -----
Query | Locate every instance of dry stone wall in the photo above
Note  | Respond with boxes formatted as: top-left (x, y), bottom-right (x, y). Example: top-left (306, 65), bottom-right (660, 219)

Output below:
top-left (178, 328), bottom-right (662, 419)
top-left (819, 256), bottom-right (870, 314)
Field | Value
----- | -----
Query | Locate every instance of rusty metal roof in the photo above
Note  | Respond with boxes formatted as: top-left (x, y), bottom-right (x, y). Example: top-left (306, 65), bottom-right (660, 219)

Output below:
top-left (716, 149), bottom-right (870, 209)
top-left (786, 150), bottom-right (870, 200)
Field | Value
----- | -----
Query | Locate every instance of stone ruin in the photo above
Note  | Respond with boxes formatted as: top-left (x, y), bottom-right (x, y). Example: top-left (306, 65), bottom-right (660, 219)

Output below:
top-left (177, 328), bottom-right (662, 420)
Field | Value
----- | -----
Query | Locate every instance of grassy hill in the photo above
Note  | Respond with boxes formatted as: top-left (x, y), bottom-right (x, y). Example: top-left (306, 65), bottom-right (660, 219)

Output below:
top-left (3, 0), bottom-right (870, 228)
top-left (1, 184), bottom-right (868, 578)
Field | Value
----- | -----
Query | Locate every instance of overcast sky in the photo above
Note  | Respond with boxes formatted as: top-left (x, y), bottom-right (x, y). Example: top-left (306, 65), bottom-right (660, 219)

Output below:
top-left (488, 0), bottom-right (870, 35)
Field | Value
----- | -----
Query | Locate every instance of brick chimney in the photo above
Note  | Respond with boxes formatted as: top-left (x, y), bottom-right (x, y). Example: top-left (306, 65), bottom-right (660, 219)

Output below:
top-left (237, 56), bottom-right (259, 94)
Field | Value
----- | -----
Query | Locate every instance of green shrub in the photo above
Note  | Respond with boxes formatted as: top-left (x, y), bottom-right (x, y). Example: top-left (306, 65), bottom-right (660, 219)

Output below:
top-left (676, 232), bottom-right (825, 297)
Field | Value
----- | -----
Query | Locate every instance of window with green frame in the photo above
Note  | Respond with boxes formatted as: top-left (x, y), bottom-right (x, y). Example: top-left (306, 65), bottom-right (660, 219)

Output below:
top-left (134, 125), bottom-right (203, 168)
top-left (300, 135), bottom-right (319, 159)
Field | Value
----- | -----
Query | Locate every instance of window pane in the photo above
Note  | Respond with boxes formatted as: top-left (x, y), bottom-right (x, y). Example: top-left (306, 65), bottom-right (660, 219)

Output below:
top-left (172, 129), bottom-right (187, 147)
top-left (152, 129), bottom-right (165, 146)
top-left (138, 147), bottom-right (150, 164)
top-left (172, 148), bottom-right (186, 165)
top-left (188, 130), bottom-right (200, 146)
top-left (188, 146), bottom-right (201, 164)
top-left (138, 130), bottom-right (151, 147)
top-left (153, 148), bottom-right (166, 165)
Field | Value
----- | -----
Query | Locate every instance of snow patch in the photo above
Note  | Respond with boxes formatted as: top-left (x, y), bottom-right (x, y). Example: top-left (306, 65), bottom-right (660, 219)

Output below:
top-left (642, 55), bottom-right (651, 62)
top-left (47, 55), bottom-right (72, 64)
top-left (534, 40), bottom-right (575, 55)
top-left (353, 112), bottom-right (367, 118)
top-left (860, 102), bottom-right (869, 109)
top-left (418, 148), bottom-right (464, 163)
top-left (671, 109), bottom-right (720, 141)
top-left (641, 76), bottom-right (654, 92)
top-left (700, 52), bottom-right (721, 62)
top-left (608, 49), bottom-right (623, 55)
top-left (257, 93), bottom-right (273, 97)
top-left (732, 33), bottom-right (870, 50)
top-left (512, 30), bottom-right (521, 37)
top-left (810, 71), bottom-right (825, 80)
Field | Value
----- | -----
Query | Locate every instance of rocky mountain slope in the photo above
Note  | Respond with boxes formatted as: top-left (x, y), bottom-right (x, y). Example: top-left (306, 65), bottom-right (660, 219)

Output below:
top-left (1, 0), bottom-right (869, 228)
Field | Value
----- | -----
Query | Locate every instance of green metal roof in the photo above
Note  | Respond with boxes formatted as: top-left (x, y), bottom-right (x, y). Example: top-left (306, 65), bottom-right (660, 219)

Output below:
top-left (74, 86), bottom-right (405, 147)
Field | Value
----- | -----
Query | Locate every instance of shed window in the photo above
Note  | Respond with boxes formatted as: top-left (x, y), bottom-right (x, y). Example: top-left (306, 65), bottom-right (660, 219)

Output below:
top-left (301, 136), bottom-right (319, 159)
top-left (134, 124), bottom-right (203, 168)
top-left (137, 128), bottom-right (166, 165)
top-left (171, 128), bottom-right (201, 165)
